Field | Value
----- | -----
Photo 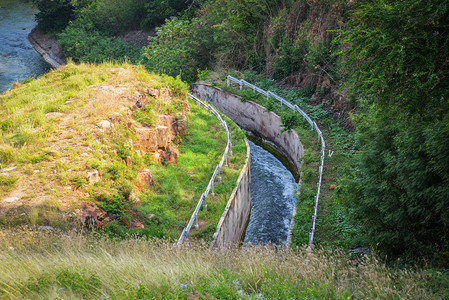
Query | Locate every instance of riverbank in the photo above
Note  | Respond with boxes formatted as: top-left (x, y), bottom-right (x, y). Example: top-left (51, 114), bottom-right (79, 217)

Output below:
top-left (28, 27), bottom-right (66, 68)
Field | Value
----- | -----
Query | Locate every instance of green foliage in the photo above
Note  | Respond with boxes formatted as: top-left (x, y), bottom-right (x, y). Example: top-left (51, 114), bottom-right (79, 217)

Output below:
top-left (96, 183), bottom-right (132, 218)
top-left (81, 0), bottom-right (146, 34)
top-left (336, 0), bottom-right (449, 265)
top-left (142, 18), bottom-right (218, 82)
top-left (239, 89), bottom-right (261, 102)
top-left (142, 0), bottom-right (196, 28)
top-left (57, 17), bottom-right (141, 64)
top-left (280, 111), bottom-right (300, 132)
top-left (339, 0), bottom-right (449, 117)
top-left (338, 114), bottom-right (449, 264)
top-left (32, 0), bottom-right (81, 33)
top-left (0, 174), bottom-right (18, 191)
top-left (24, 269), bottom-right (101, 298)
top-left (70, 175), bottom-right (87, 189)
top-left (264, 98), bottom-right (276, 112)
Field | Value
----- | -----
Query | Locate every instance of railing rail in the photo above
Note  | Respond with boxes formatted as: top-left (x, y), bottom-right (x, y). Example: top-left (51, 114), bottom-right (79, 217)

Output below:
top-left (177, 93), bottom-right (232, 245)
top-left (227, 75), bottom-right (325, 249)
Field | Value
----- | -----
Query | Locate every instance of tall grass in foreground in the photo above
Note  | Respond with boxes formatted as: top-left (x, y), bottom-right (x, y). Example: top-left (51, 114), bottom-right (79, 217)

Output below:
top-left (0, 231), bottom-right (444, 299)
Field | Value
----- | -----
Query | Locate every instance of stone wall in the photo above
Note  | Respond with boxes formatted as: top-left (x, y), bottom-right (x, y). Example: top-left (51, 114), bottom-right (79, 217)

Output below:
top-left (211, 139), bottom-right (251, 248)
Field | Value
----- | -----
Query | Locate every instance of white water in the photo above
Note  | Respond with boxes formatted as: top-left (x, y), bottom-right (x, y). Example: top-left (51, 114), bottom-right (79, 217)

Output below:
top-left (244, 140), bottom-right (297, 245)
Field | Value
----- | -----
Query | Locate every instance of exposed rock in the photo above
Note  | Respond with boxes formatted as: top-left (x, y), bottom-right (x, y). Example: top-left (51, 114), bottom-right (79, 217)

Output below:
top-left (166, 150), bottom-right (178, 164)
top-left (135, 126), bottom-right (169, 152)
top-left (78, 202), bottom-right (107, 229)
top-left (28, 27), bottom-right (66, 68)
top-left (97, 120), bottom-right (112, 129)
top-left (136, 167), bottom-right (155, 191)
top-left (145, 88), bottom-right (159, 98)
top-left (87, 170), bottom-right (100, 184)
top-left (38, 225), bottom-right (54, 230)
top-left (129, 191), bottom-right (141, 203)
top-left (44, 112), bottom-right (64, 120)
top-left (153, 148), bottom-right (178, 164)
top-left (152, 150), bottom-right (163, 164)
top-left (159, 88), bottom-right (172, 105)
top-left (125, 156), bottom-right (132, 167)
top-left (130, 220), bottom-right (145, 229)
top-left (144, 88), bottom-right (172, 105)
top-left (159, 114), bottom-right (179, 140)
top-left (0, 166), bottom-right (16, 172)
top-left (119, 29), bottom-right (156, 48)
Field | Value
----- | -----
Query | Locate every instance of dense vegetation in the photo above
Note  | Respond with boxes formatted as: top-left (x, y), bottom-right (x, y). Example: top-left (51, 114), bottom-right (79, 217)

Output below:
top-left (337, 0), bottom-right (449, 265)
top-left (29, 0), bottom-right (449, 268)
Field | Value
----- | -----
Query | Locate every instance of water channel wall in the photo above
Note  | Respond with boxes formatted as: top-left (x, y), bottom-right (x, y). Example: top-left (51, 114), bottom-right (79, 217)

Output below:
top-left (211, 139), bottom-right (251, 248)
top-left (191, 84), bottom-right (304, 175)
top-left (191, 84), bottom-right (305, 247)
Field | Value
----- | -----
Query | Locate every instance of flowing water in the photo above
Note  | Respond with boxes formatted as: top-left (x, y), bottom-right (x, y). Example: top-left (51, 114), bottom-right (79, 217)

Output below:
top-left (244, 140), bottom-right (297, 245)
top-left (0, 0), bottom-right (50, 93)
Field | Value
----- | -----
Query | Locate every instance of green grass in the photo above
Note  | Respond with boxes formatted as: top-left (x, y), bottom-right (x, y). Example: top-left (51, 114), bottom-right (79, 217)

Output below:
top-left (0, 231), bottom-right (446, 299)
top-left (123, 98), bottom-right (247, 241)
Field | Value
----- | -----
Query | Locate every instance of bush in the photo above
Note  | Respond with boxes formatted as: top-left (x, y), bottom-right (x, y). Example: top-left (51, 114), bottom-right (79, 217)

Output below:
top-left (57, 18), bottom-right (141, 64)
top-left (142, 17), bottom-right (218, 83)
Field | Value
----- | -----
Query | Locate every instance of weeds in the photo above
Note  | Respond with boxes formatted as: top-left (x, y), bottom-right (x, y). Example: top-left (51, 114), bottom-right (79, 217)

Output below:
top-left (0, 232), bottom-right (445, 299)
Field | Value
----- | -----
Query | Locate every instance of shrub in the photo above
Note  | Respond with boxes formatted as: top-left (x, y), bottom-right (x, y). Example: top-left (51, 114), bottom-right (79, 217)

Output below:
top-left (57, 17), bottom-right (141, 64)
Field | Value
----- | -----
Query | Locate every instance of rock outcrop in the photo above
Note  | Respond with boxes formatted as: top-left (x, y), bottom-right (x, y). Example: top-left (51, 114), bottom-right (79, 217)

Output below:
top-left (135, 167), bottom-right (155, 191)
top-left (28, 27), bottom-right (66, 68)
top-left (130, 89), bottom-right (187, 164)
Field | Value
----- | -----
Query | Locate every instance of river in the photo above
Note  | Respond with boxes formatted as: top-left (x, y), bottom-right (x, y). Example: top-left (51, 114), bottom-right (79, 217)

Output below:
top-left (0, 0), bottom-right (50, 93)
top-left (244, 140), bottom-right (297, 245)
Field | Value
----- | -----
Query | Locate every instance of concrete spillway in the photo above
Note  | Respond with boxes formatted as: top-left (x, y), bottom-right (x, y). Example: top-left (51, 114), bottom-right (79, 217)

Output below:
top-left (244, 140), bottom-right (297, 245)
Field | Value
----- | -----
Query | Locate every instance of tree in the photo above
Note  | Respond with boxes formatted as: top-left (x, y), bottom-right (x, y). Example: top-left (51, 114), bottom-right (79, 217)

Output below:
top-left (338, 0), bottom-right (449, 265)
top-left (33, 0), bottom-right (91, 33)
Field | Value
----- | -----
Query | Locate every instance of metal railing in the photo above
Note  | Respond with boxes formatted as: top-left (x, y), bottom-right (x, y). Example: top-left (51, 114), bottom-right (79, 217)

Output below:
top-left (177, 93), bottom-right (232, 245)
top-left (227, 76), bottom-right (325, 250)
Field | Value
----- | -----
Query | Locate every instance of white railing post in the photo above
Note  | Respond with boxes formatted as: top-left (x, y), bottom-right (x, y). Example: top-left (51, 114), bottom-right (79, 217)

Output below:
top-left (202, 194), bottom-right (207, 211)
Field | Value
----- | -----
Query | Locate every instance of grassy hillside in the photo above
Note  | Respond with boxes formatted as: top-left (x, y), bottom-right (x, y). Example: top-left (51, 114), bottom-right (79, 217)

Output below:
top-left (0, 62), bottom-right (247, 241)
top-left (0, 231), bottom-right (446, 299)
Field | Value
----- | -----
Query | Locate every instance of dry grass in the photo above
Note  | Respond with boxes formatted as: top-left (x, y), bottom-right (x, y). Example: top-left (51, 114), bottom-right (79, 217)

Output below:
top-left (0, 231), bottom-right (442, 299)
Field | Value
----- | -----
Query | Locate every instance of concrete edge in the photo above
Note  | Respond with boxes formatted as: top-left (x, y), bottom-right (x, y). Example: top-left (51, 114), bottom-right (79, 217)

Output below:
top-left (28, 27), bottom-right (67, 69)
top-left (211, 138), bottom-right (251, 246)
